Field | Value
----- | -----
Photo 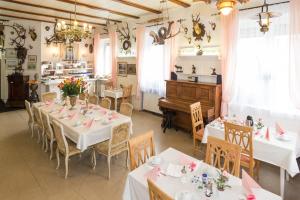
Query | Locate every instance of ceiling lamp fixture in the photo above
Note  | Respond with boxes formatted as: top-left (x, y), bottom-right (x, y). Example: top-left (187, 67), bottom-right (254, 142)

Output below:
top-left (194, 0), bottom-right (250, 15)
top-left (217, 0), bottom-right (236, 15)
top-left (256, 0), bottom-right (281, 33)
top-left (48, 0), bottom-right (92, 44)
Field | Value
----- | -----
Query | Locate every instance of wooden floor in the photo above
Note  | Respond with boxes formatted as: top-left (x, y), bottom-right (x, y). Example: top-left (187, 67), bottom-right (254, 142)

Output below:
top-left (0, 110), bottom-right (299, 200)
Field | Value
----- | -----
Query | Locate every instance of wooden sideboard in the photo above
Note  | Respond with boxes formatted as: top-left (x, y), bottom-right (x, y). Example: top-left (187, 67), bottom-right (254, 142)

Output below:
top-left (159, 80), bottom-right (222, 132)
top-left (6, 74), bottom-right (29, 108)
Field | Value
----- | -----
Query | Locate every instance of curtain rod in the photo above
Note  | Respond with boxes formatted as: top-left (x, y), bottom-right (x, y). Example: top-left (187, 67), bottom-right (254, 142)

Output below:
top-left (211, 1), bottom-right (289, 16)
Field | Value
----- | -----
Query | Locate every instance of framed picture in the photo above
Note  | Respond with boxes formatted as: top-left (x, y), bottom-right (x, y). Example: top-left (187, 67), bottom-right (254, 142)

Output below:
top-left (6, 59), bottom-right (18, 69)
top-left (127, 64), bottom-right (136, 75)
top-left (27, 62), bottom-right (36, 70)
top-left (28, 55), bottom-right (37, 63)
top-left (65, 45), bottom-right (74, 60)
top-left (117, 62), bottom-right (127, 76)
top-left (5, 48), bottom-right (17, 59)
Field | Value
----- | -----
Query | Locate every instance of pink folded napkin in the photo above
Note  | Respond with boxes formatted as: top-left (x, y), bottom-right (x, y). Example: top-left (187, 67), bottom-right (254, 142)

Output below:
top-left (179, 155), bottom-right (197, 172)
top-left (100, 110), bottom-right (107, 115)
top-left (265, 128), bottom-right (270, 141)
top-left (109, 114), bottom-right (119, 121)
top-left (242, 169), bottom-right (261, 196)
top-left (85, 119), bottom-right (94, 128)
top-left (275, 122), bottom-right (285, 135)
top-left (59, 107), bottom-right (65, 113)
top-left (68, 113), bottom-right (77, 120)
top-left (144, 166), bottom-right (161, 181)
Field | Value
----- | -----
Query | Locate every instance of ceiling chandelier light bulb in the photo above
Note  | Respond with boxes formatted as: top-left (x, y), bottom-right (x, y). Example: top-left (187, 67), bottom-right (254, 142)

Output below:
top-left (217, 0), bottom-right (236, 15)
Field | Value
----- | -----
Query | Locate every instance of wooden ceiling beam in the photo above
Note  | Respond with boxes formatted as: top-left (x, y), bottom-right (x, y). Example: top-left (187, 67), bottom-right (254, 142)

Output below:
top-left (111, 0), bottom-right (161, 14)
top-left (0, 13), bottom-right (96, 28)
top-left (56, 0), bottom-right (139, 19)
top-left (0, 13), bottom-right (56, 24)
top-left (168, 0), bottom-right (191, 8)
top-left (0, 7), bottom-right (106, 26)
top-left (0, 0), bottom-right (121, 23)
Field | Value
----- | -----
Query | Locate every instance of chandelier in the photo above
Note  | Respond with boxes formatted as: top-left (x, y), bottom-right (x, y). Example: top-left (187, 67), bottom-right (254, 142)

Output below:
top-left (46, 0), bottom-right (92, 44)
top-left (256, 0), bottom-right (281, 33)
top-left (194, 0), bottom-right (250, 15)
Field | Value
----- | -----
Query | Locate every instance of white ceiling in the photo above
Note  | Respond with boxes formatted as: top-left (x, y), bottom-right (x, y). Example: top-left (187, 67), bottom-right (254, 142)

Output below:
top-left (0, 0), bottom-right (288, 26)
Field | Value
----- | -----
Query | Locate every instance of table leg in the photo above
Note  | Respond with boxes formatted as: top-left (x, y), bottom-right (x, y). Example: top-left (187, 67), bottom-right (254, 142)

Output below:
top-left (115, 98), bottom-right (117, 110)
top-left (280, 168), bottom-right (285, 199)
top-left (285, 170), bottom-right (290, 182)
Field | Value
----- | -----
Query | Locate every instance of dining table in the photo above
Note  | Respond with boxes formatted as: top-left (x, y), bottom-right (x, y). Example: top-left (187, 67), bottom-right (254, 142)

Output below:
top-left (103, 89), bottom-right (123, 110)
top-left (203, 118), bottom-right (300, 199)
top-left (33, 100), bottom-right (132, 151)
top-left (123, 148), bottom-right (281, 200)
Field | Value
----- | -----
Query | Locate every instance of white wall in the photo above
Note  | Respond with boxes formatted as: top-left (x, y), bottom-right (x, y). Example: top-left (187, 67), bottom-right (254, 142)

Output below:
top-left (1, 20), bottom-right (42, 101)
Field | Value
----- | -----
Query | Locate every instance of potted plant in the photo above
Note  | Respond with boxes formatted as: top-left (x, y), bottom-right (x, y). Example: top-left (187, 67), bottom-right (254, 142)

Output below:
top-left (58, 77), bottom-right (86, 109)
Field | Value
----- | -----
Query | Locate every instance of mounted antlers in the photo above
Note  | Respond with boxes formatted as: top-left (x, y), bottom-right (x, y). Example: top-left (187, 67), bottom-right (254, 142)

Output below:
top-left (116, 22), bottom-right (130, 41)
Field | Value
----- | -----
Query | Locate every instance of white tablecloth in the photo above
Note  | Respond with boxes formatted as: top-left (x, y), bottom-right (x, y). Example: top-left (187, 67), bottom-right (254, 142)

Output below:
top-left (123, 148), bottom-right (281, 200)
top-left (34, 101), bottom-right (132, 151)
top-left (203, 120), bottom-right (300, 177)
top-left (103, 89), bottom-right (123, 99)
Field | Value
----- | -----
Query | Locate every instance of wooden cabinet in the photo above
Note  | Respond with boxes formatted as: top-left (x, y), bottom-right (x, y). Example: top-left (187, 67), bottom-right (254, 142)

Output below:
top-left (6, 74), bottom-right (29, 108)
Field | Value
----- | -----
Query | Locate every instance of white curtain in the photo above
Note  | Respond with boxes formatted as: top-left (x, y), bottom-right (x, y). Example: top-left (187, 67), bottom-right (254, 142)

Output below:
top-left (289, 0), bottom-right (300, 109)
top-left (229, 4), bottom-right (300, 131)
top-left (140, 27), bottom-right (171, 97)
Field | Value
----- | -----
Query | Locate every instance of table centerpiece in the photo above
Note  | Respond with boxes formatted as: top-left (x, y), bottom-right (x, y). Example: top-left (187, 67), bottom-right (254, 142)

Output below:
top-left (58, 77), bottom-right (86, 109)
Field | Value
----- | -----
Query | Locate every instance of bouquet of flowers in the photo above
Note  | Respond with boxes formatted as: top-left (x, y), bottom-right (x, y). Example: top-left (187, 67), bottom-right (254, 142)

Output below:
top-left (214, 169), bottom-right (231, 191)
top-left (58, 77), bottom-right (86, 97)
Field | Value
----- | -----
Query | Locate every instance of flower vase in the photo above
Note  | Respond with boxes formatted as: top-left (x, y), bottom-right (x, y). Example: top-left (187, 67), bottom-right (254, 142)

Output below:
top-left (216, 182), bottom-right (225, 191)
top-left (69, 95), bottom-right (77, 110)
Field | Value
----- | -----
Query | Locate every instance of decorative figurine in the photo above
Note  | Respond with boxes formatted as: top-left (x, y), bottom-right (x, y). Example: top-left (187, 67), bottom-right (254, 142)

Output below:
top-left (175, 65), bottom-right (183, 73)
top-left (192, 65), bottom-right (197, 74)
top-left (211, 67), bottom-right (217, 75)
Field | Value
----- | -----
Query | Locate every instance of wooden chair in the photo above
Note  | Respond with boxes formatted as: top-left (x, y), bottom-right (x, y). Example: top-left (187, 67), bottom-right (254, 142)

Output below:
top-left (121, 84), bottom-right (133, 103)
top-left (88, 94), bottom-right (99, 105)
top-left (147, 178), bottom-right (173, 200)
top-left (100, 97), bottom-right (111, 110)
top-left (25, 100), bottom-right (35, 137)
top-left (120, 103), bottom-right (133, 117)
top-left (79, 92), bottom-right (88, 101)
top-left (205, 136), bottom-right (241, 177)
top-left (92, 122), bottom-right (130, 179)
top-left (128, 131), bottom-right (155, 171)
top-left (105, 81), bottom-right (114, 90)
top-left (52, 120), bottom-right (82, 179)
top-left (32, 105), bottom-right (44, 144)
top-left (190, 102), bottom-right (204, 155)
top-left (224, 122), bottom-right (259, 178)
top-left (41, 111), bottom-right (56, 160)
top-left (41, 92), bottom-right (57, 102)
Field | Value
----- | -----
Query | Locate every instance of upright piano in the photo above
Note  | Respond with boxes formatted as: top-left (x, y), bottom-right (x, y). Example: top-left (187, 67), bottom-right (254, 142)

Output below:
top-left (159, 80), bottom-right (222, 132)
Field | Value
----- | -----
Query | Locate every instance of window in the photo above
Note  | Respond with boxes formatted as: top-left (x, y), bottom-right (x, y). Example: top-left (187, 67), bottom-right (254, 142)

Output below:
top-left (140, 27), bottom-right (171, 97)
top-left (98, 38), bottom-right (111, 76)
top-left (229, 4), bottom-right (300, 126)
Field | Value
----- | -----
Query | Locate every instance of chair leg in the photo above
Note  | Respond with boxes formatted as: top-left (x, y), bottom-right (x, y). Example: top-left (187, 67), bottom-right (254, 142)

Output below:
top-left (37, 128), bottom-right (40, 143)
top-left (125, 150), bottom-right (129, 169)
top-left (92, 150), bottom-right (96, 169)
top-left (56, 148), bottom-right (60, 169)
top-left (255, 160), bottom-right (260, 181)
top-left (45, 138), bottom-right (48, 152)
top-left (65, 155), bottom-right (69, 179)
top-left (49, 140), bottom-right (54, 160)
top-left (107, 156), bottom-right (111, 179)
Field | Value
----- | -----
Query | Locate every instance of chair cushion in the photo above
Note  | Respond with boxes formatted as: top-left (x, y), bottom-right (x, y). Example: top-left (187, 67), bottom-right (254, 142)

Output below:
top-left (94, 140), bottom-right (128, 156)
top-left (240, 154), bottom-right (255, 167)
